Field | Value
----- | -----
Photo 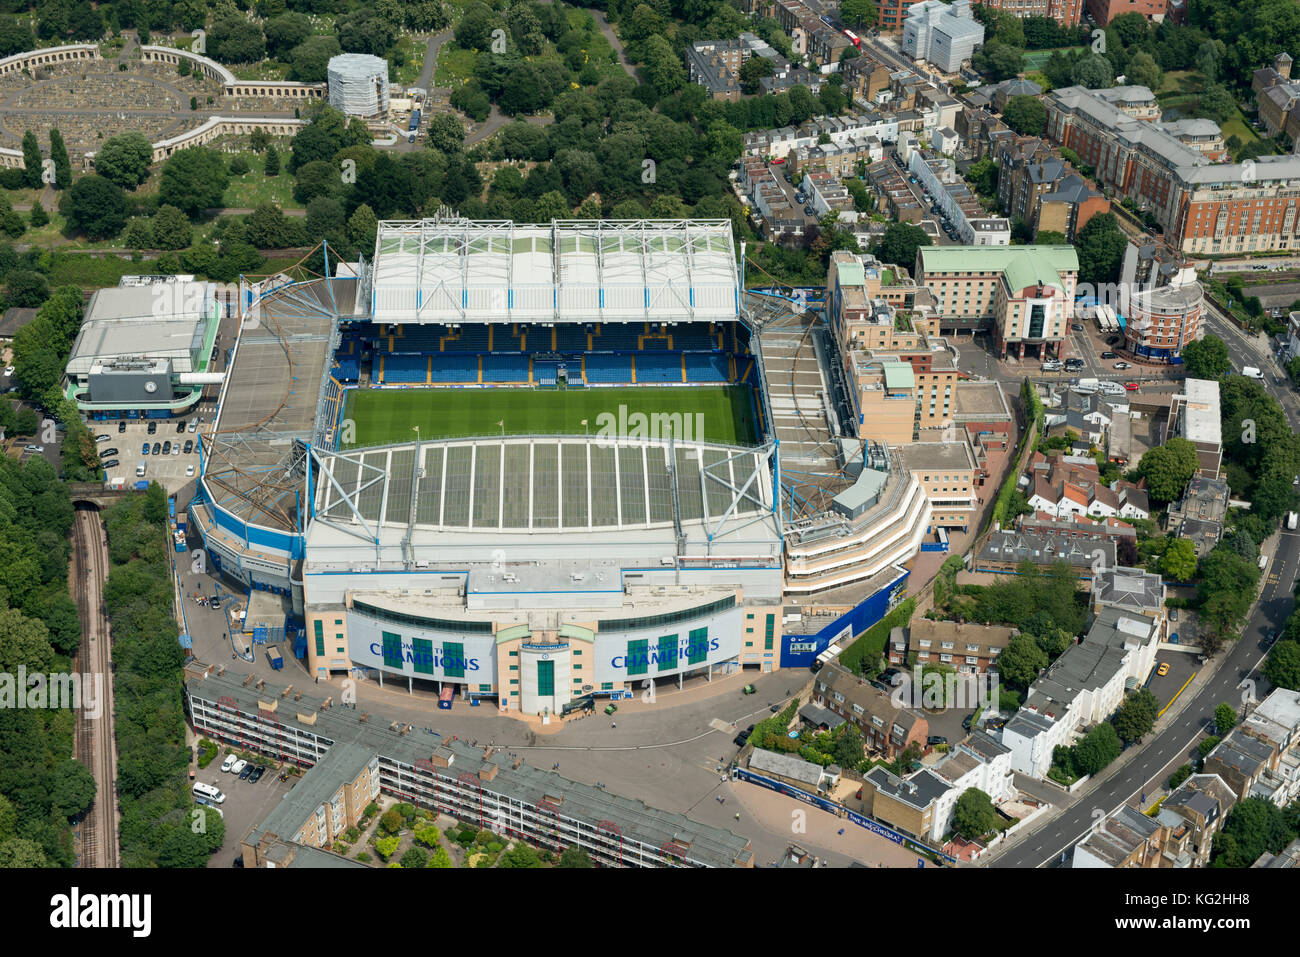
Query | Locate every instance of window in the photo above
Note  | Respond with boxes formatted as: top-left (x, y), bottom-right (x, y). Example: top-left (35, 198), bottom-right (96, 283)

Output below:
top-left (764, 615), bottom-right (775, 651)
top-left (314, 620), bottom-right (325, 657)
top-left (537, 660), bottom-right (555, 697)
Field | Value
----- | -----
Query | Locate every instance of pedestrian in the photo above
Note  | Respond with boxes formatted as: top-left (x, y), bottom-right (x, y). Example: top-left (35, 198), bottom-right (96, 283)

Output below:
top-left (734, 812), bottom-right (740, 820)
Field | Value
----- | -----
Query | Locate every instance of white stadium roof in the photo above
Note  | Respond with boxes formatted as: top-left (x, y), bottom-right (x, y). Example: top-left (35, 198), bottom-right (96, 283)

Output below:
top-left (368, 219), bottom-right (741, 324)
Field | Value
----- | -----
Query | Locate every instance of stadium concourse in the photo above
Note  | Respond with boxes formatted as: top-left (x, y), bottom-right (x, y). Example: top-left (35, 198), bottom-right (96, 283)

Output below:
top-left (188, 217), bottom-right (926, 723)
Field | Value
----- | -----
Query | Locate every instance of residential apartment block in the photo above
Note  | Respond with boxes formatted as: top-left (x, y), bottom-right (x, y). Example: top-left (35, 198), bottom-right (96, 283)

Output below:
top-left (908, 148), bottom-right (1012, 245)
top-left (1045, 84), bottom-right (1300, 255)
top-left (812, 663), bottom-right (930, 758)
top-left (1119, 242), bottom-right (1204, 362)
top-left (894, 619), bottom-right (1016, 673)
top-left (975, 0), bottom-right (1083, 27)
top-left (1164, 377), bottom-right (1222, 478)
top-left (902, 0), bottom-right (985, 74)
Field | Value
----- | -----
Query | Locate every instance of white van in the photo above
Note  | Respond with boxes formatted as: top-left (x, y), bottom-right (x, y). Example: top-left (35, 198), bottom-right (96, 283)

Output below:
top-left (193, 781), bottom-right (226, 804)
top-left (1259, 554), bottom-right (1269, 571)
top-left (220, 754), bottom-right (237, 773)
top-left (135, 463), bottom-right (146, 478)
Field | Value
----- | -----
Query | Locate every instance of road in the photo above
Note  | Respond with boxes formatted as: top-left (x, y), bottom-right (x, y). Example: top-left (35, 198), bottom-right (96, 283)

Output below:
top-left (72, 506), bottom-right (119, 868)
top-left (592, 10), bottom-right (635, 77)
top-left (987, 320), bottom-right (1300, 867)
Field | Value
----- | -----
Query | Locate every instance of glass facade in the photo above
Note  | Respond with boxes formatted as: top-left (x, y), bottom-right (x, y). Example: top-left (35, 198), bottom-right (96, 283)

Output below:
top-left (442, 641), bottom-right (465, 679)
top-left (657, 634), bottom-right (678, 672)
top-left (382, 631), bottom-right (403, 669)
top-left (537, 659), bottom-right (554, 697)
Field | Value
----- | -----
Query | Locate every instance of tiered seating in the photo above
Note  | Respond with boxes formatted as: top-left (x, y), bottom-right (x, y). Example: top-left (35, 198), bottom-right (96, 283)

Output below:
top-left (555, 325), bottom-right (589, 353)
top-left (442, 326), bottom-right (491, 352)
top-left (673, 325), bottom-right (720, 351)
top-left (482, 354), bottom-right (530, 382)
top-left (641, 333), bottom-right (672, 351)
top-left (685, 353), bottom-right (729, 383)
top-left (382, 355), bottom-right (427, 383)
top-left (429, 356), bottom-right (478, 383)
top-left (389, 326), bottom-right (444, 354)
top-left (332, 357), bottom-right (360, 383)
top-left (593, 324), bottom-right (640, 351)
top-left (534, 360), bottom-right (559, 385)
top-left (635, 353), bottom-right (684, 383)
top-left (584, 354), bottom-right (634, 384)
top-left (496, 326), bottom-right (526, 352)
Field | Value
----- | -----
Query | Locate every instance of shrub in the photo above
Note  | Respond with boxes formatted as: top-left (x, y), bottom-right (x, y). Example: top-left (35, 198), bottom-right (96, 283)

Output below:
top-left (374, 836), bottom-right (400, 861)
top-left (380, 808), bottom-right (403, 835)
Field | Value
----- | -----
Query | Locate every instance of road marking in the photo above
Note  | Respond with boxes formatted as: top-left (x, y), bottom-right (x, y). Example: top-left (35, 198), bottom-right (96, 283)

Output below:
top-left (1158, 672), bottom-right (1197, 718)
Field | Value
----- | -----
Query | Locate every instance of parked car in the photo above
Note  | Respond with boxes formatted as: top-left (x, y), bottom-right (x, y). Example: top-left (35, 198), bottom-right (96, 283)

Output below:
top-left (742, 684), bottom-right (756, 694)
top-left (188, 421), bottom-right (198, 433)
top-left (1071, 323), bottom-right (1084, 332)
top-left (1100, 351), bottom-right (1118, 359)
top-left (176, 420), bottom-right (186, 433)
top-left (1113, 361), bottom-right (1131, 370)
top-left (604, 703), bottom-right (618, 715)
top-left (185, 465), bottom-right (195, 477)
top-left (183, 440), bottom-right (193, 454)
top-left (22, 444), bottom-right (42, 454)
top-left (961, 714), bottom-right (973, 731)
top-left (248, 766), bottom-right (265, 783)
top-left (96, 433), bottom-right (111, 443)
top-left (1124, 382), bottom-right (1140, 391)
top-left (152, 442), bottom-right (161, 455)
top-left (147, 421), bottom-right (157, 434)
top-left (141, 443), bottom-right (150, 456)
top-left (2, 365), bottom-right (11, 376)
top-left (172, 443), bottom-right (180, 455)
top-left (101, 459), bottom-right (119, 470)
top-left (1157, 662), bottom-right (1171, 677)
top-left (162, 441), bottom-right (171, 455)
top-left (239, 763), bottom-right (255, 780)
top-left (117, 421), bottom-right (127, 433)
top-left (1265, 631), bottom-right (1279, 648)
top-left (1169, 608), bottom-right (1178, 622)
top-left (99, 448), bottom-right (118, 458)
top-left (221, 754), bottom-right (237, 773)
top-left (230, 759), bottom-right (248, 775)
top-left (1106, 335), bottom-right (1121, 346)
top-left (927, 735), bottom-right (947, 747)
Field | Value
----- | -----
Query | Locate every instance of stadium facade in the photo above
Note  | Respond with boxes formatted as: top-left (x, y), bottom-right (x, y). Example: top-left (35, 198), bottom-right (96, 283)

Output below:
top-left (189, 218), bottom-right (928, 716)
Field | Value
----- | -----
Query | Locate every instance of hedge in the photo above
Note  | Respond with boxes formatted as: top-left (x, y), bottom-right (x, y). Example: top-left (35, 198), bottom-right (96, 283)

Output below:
top-left (838, 597), bottom-right (916, 676)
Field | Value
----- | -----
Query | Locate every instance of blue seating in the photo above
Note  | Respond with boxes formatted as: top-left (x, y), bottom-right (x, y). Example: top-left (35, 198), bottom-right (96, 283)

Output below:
top-left (390, 326), bottom-right (444, 354)
top-left (382, 355), bottom-right (427, 383)
top-left (332, 357), bottom-right (360, 383)
top-left (684, 353), bottom-right (729, 383)
top-left (496, 326), bottom-right (526, 352)
top-left (555, 325), bottom-right (589, 353)
top-left (584, 354), bottom-right (634, 384)
top-left (672, 325), bottom-right (720, 351)
top-left (429, 356), bottom-right (478, 383)
top-left (593, 324), bottom-right (640, 351)
top-left (636, 352), bottom-right (683, 383)
top-left (534, 360), bottom-right (559, 386)
top-left (444, 326), bottom-right (491, 352)
top-left (482, 354), bottom-right (530, 383)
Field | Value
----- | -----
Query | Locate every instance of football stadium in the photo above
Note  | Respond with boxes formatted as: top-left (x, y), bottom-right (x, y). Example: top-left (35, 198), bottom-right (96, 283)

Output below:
top-left (190, 217), bottom-right (923, 717)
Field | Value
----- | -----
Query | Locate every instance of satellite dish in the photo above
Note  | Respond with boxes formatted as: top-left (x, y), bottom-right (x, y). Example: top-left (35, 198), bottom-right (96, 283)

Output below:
top-left (144, 381), bottom-right (158, 393)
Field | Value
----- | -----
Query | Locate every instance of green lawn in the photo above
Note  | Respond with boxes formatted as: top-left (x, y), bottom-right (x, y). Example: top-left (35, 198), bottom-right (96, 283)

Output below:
top-left (434, 46), bottom-right (480, 87)
top-left (221, 151), bottom-right (301, 210)
top-left (340, 385), bottom-right (758, 447)
top-left (1020, 46), bottom-right (1084, 70)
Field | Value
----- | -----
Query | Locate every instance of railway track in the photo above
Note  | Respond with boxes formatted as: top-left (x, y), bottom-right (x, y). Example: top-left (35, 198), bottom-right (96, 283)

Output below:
top-left (71, 506), bottom-right (119, 869)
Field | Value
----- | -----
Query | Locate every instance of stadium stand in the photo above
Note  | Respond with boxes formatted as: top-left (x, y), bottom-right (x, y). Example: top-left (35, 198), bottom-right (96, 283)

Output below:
top-left (635, 353), bottom-right (685, 383)
top-left (555, 325), bottom-right (590, 353)
top-left (592, 324), bottom-right (640, 352)
top-left (428, 355), bottom-right (479, 383)
top-left (442, 326), bottom-right (491, 352)
top-left (381, 355), bottom-right (428, 384)
top-left (584, 353), bottom-right (634, 384)
top-left (685, 353), bottom-right (730, 383)
top-left (482, 354), bottom-right (531, 383)
top-left (534, 360), bottom-right (559, 385)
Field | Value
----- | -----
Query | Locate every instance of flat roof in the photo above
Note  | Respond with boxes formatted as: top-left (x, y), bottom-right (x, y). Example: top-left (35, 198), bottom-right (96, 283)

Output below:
top-left (898, 441), bottom-right (975, 472)
top-left (916, 245), bottom-right (1079, 293)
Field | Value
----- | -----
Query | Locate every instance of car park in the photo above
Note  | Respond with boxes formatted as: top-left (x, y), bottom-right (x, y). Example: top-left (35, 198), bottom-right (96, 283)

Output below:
top-left (152, 442), bottom-right (161, 455)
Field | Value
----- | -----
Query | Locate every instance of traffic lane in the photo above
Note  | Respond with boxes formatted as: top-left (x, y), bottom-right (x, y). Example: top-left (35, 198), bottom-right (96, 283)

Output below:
top-left (991, 532), bottom-right (1300, 867)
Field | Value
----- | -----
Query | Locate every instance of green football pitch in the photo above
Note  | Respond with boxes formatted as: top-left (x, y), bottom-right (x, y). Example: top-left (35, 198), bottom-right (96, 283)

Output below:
top-left (339, 386), bottom-right (759, 448)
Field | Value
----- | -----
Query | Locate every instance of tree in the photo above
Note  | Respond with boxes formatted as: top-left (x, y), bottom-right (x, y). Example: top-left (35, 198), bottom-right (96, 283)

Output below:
top-left (151, 205), bottom-right (193, 250)
top-left (426, 114), bottom-right (465, 155)
top-left (0, 15), bottom-right (33, 58)
top-left (93, 133), bottom-right (154, 190)
top-left (59, 175), bottom-right (128, 240)
top-left (158, 827), bottom-right (209, 868)
top-left (413, 824), bottom-right (441, 848)
top-left (288, 35), bottom-right (343, 83)
top-left (20, 130), bottom-right (41, 189)
top-left (1160, 537), bottom-right (1198, 582)
top-left (264, 145), bottom-right (281, 178)
top-left (1199, 84), bottom-right (1236, 125)
top-left (1074, 212), bottom-right (1126, 285)
top-left (740, 56), bottom-right (774, 95)
top-left (1214, 702), bottom-right (1239, 737)
top-left (1181, 335), bottom-right (1231, 380)
top-left (1073, 721), bottom-right (1121, 775)
top-left (996, 634), bottom-right (1048, 690)
top-left (872, 221), bottom-right (931, 269)
top-left (4, 269), bottom-right (48, 307)
top-left (455, 1), bottom-right (504, 51)
top-left (400, 846), bottom-right (428, 868)
top-left (1264, 640), bottom-right (1300, 691)
top-left (1002, 95), bottom-right (1047, 136)
top-left (1112, 688), bottom-right (1159, 744)
top-left (1137, 436), bottom-right (1198, 503)
top-left (1211, 796), bottom-right (1297, 868)
top-left (347, 203), bottom-right (379, 251)
top-left (498, 841), bottom-right (542, 867)
top-left (380, 808), bottom-right (403, 834)
top-left (973, 41), bottom-right (1025, 82)
top-left (832, 726), bottom-right (865, 768)
top-left (951, 788), bottom-right (1000, 840)
top-left (374, 835), bottom-right (400, 860)
top-left (428, 846), bottom-right (453, 867)
top-left (264, 12), bottom-right (311, 59)
top-left (967, 157), bottom-right (998, 197)
top-left (0, 838), bottom-right (48, 868)
top-left (1126, 51), bottom-right (1162, 92)
top-left (209, 17), bottom-right (266, 63)
top-left (50, 760), bottom-right (98, 819)
top-left (557, 844), bottom-right (593, 867)
top-left (1071, 53), bottom-right (1114, 89)
top-left (48, 129), bottom-right (71, 191)
top-left (840, 0), bottom-right (878, 29)
top-left (159, 148), bottom-right (230, 217)
top-left (28, 202), bottom-right (48, 229)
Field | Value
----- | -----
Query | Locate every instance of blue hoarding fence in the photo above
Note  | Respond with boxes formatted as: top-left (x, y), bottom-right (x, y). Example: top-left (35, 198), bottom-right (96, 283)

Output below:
top-left (733, 768), bottom-right (840, 814)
